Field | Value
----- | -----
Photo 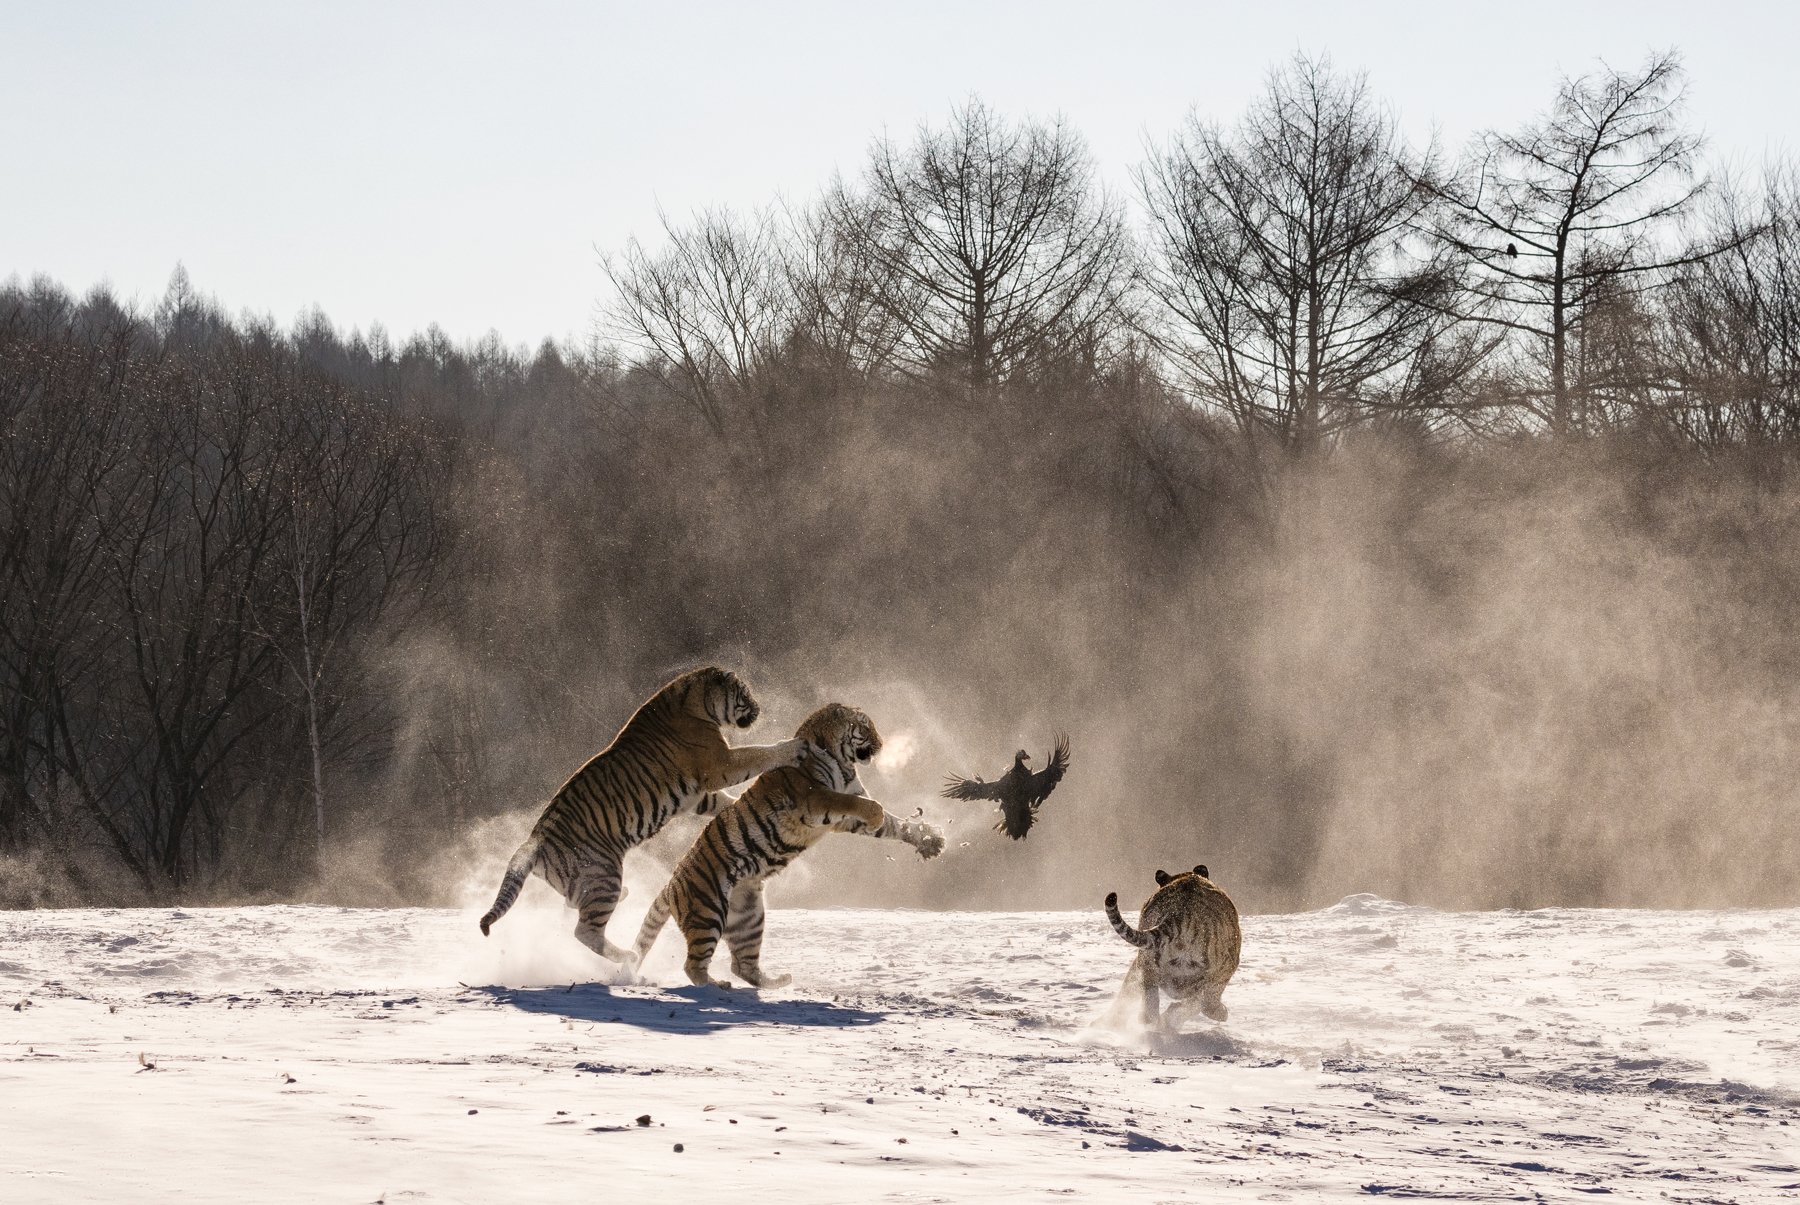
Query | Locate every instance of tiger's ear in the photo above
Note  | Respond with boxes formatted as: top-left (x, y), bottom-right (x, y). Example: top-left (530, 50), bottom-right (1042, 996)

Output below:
top-left (1154, 869), bottom-right (1171, 886)
top-left (1194, 864), bottom-right (1209, 879)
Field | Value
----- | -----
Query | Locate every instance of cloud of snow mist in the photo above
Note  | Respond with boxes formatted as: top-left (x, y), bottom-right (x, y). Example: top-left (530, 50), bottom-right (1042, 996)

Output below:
top-left (1181, 444), bottom-right (1800, 912)
top-left (339, 407), bottom-right (1800, 918)
top-left (789, 441), bottom-right (1797, 913)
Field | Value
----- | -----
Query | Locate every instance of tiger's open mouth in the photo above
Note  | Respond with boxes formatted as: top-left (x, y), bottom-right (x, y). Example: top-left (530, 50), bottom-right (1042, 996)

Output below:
top-left (853, 743), bottom-right (874, 762)
top-left (736, 711), bottom-right (756, 729)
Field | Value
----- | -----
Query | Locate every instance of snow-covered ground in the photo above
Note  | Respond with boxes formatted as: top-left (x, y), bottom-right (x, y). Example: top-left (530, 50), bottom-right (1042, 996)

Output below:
top-left (3, 893), bottom-right (1797, 1203)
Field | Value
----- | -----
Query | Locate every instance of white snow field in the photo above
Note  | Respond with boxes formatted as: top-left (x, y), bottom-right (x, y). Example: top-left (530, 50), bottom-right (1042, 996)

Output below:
top-left (3, 895), bottom-right (1797, 1203)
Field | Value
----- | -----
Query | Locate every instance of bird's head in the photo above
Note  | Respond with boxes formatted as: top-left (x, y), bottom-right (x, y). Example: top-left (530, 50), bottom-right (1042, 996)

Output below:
top-left (1014, 749), bottom-right (1031, 765)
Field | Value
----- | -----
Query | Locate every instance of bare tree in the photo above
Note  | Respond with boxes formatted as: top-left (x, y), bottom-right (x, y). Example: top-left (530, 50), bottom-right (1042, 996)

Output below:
top-left (604, 206), bottom-right (791, 435)
top-left (1660, 168), bottom-right (1800, 444)
top-left (1418, 51), bottom-right (1723, 433)
top-left (778, 197), bottom-right (909, 396)
top-left (23, 328), bottom-right (447, 894)
top-left (79, 344), bottom-right (289, 890)
top-left (1139, 54), bottom-right (1472, 453)
top-left (0, 288), bottom-right (144, 873)
top-left (252, 377), bottom-right (445, 869)
top-left (829, 98), bottom-right (1130, 396)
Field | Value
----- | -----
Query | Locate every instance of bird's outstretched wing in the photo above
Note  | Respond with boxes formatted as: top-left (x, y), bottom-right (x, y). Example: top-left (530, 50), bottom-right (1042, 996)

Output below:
top-left (1026, 734), bottom-right (1070, 804)
top-left (942, 774), bottom-right (1003, 802)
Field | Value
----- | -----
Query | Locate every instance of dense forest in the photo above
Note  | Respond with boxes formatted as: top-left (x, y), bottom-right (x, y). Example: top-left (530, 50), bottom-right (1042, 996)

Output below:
top-left (5, 53), bottom-right (1800, 913)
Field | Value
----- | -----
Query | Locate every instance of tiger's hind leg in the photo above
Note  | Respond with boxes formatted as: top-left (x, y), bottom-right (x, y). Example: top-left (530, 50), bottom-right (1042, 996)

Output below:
top-left (1199, 983), bottom-right (1229, 1023)
top-left (1098, 953), bottom-right (1144, 1030)
top-left (1139, 972), bottom-right (1163, 1030)
top-left (674, 892), bottom-right (734, 989)
top-left (571, 858), bottom-right (634, 965)
top-left (680, 925), bottom-right (733, 989)
top-left (724, 880), bottom-right (790, 989)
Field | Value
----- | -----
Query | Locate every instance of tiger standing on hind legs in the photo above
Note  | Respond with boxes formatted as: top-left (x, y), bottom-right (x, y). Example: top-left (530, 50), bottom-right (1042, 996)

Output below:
top-left (1104, 864), bottom-right (1241, 1032)
top-left (629, 702), bottom-right (946, 990)
top-left (477, 666), bottom-right (804, 966)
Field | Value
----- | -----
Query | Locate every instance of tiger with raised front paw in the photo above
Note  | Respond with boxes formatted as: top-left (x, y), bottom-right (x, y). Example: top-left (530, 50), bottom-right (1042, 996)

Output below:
top-left (630, 702), bottom-right (944, 989)
top-left (478, 666), bottom-right (803, 963)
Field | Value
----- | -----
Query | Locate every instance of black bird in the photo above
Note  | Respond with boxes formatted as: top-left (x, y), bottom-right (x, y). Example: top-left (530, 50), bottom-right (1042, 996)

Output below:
top-left (1505, 242), bottom-right (1518, 258)
top-left (941, 735), bottom-right (1071, 840)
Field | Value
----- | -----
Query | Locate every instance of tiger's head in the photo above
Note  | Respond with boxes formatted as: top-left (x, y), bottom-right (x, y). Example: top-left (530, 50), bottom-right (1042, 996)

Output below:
top-left (676, 666), bottom-right (761, 730)
top-left (793, 703), bottom-right (880, 792)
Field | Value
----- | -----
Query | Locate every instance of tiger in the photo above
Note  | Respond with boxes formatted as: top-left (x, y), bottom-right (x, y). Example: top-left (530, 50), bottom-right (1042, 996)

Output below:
top-left (1104, 864), bottom-right (1241, 1030)
top-left (477, 666), bottom-right (804, 963)
top-left (628, 702), bottom-right (946, 989)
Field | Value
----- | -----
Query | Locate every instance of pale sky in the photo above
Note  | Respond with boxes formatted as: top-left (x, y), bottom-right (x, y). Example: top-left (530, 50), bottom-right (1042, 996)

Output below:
top-left (3, 1), bottom-right (1793, 349)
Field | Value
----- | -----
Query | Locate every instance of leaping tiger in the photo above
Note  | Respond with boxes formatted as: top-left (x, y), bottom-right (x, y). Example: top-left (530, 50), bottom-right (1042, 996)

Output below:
top-left (477, 666), bottom-right (803, 963)
top-left (629, 702), bottom-right (945, 989)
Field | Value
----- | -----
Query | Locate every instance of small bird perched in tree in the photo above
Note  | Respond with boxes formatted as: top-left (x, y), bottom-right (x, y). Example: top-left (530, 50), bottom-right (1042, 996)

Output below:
top-left (1505, 242), bottom-right (1518, 258)
top-left (941, 735), bottom-right (1070, 840)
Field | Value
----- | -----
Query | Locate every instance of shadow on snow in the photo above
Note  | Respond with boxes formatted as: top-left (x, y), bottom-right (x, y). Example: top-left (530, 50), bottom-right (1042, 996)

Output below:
top-left (478, 982), bottom-right (887, 1034)
top-left (1146, 1026), bottom-right (1257, 1060)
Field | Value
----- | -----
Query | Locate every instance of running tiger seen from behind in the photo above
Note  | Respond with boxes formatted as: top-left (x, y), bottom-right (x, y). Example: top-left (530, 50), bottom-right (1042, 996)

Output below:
top-left (478, 666), bottom-right (803, 963)
top-left (630, 703), bottom-right (946, 989)
top-left (1104, 864), bottom-right (1241, 1030)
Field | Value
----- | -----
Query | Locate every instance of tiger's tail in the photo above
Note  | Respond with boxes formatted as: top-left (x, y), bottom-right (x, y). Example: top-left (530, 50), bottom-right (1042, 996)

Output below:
top-left (1104, 891), bottom-right (1156, 948)
top-left (631, 889), bottom-right (675, 967)
top-left (479, 835), bottom-right (544, 936)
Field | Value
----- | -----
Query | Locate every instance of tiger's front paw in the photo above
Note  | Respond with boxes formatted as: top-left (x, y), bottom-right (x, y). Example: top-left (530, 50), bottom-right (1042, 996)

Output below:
top-left (775, 738), bottom-right (807, 767)
top-left (906, 821), bottom-right (946, 860)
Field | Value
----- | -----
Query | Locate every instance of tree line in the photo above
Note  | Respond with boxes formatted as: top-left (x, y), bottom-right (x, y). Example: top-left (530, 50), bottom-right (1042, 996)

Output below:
top-left (5, 51), bottom-right (1799, 909)
top-left (610, 51), bottom-right (1800, 455)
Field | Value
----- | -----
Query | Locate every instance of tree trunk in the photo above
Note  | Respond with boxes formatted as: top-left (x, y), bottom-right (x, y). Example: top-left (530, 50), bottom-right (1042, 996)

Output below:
top-left (294, 558), bottom-right (326, 865)
top-left (1551, 232), bottom-right (1570, 434)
